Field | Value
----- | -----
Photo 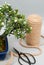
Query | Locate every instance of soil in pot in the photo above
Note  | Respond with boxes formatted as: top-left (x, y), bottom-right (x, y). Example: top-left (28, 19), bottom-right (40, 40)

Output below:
top-left (0, 37), bottom-right (6, 52)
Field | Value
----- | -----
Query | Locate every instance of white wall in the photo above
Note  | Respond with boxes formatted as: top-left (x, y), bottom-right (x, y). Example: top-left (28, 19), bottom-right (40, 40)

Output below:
top-left (0, 0), bottom-right (44, 17)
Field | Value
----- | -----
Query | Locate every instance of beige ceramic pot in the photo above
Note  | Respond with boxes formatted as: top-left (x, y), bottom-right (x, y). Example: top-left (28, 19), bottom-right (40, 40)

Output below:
top-left (26, 14), bottom-right (42, 46)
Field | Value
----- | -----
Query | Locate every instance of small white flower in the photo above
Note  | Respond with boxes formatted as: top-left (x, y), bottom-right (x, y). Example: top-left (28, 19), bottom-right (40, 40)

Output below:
top-left (18, 32), bottom-right (20, 34)
top-left (2, 22), bottom-right (4, 26)
top-left (30, 27), bottom-right (32, 30)
top-left (19, 19), bottom-right (22, 21)
top-left (14, 19), bottom-right (17, 22)
top-left (18, 31), bottom-right (21, 34)
top-left (24, 21), bottom-right (26, 24)
top-left (0, 8), bottom-right (1, 10)
top-left (22, 32), bottom-right (25, 34)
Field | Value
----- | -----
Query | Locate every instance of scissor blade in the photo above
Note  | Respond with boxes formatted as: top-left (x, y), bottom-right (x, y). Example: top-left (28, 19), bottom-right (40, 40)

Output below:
top-left (13, 48), bottom-right (19, 54)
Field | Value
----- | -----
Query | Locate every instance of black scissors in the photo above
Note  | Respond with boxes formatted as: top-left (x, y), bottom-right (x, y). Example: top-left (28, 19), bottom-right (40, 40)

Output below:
top-left (13, 48), bottom-right (36, 65)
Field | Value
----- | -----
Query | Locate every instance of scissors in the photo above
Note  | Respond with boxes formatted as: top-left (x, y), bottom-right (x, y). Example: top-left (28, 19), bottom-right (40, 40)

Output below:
top-left (13, 48), bottom-right (36, 65)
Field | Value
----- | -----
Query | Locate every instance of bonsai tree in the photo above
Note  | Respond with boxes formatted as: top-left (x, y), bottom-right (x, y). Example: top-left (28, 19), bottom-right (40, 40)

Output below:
top-left (0, 3), bottom-right (31, 51)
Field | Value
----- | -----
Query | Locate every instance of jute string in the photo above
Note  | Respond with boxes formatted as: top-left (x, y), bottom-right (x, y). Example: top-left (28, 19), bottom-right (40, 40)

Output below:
top-left (19, 39), bottom-right (41, 56)
top-left (26, 14), bottom-right (42, 46)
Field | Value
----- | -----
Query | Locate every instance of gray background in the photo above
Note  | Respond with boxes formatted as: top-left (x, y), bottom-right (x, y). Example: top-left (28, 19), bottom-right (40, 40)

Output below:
top-left (0, 1), bottom-right (44, 65)
top-left (0, 0), bottom-right (44, 17)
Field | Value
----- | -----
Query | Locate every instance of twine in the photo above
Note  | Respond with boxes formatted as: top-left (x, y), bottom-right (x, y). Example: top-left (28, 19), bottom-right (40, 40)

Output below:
top-left (26, 14), bottom-right (42, 46)
top-left (19, 35), bottom-right (44, 56)
top-left (5, 52), bottom-right (14, 65)
top-left (19, 39), bottom-right (42, 56)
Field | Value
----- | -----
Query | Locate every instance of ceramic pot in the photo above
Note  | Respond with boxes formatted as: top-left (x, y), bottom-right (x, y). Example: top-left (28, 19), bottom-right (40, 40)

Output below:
top-left (0, 36), bottom-right (8, 60)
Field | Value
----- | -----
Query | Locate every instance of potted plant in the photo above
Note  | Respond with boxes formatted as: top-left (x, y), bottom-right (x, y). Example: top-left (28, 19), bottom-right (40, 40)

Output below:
top-left (0, 3), bottom-right (31, 60)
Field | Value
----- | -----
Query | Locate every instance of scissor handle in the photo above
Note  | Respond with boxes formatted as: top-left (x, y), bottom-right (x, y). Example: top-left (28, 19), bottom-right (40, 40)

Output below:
top-left (28, 54), bottom-right (36, 64)
top-left (18, 53), bottom-right (36, 65)
top-left (18, 53), bottom-right (31, 65)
